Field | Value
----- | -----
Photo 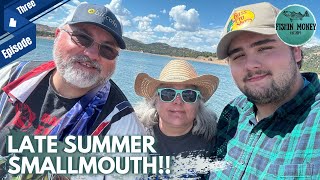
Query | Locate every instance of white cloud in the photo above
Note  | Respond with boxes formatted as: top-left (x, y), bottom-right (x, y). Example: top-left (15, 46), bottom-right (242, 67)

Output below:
top-left (35, 1), bottom-right (80, 27)
top-left (157, 36), bottom-right (171, 42)
top-left (156, 28), bottom-right (223, 52)
top-left (124, 31), bottom-right (157, 44)
top-left (133, 14), bottom-right (158, 31)
top-left (106, 0), bottom-right (132, 27)
top-left (70, 0), bottom-right (81, 5)
top-left (303, 36), bottom-right (320, 48)
top-left (148, 14), bottom-right (158, 18)
top-left (160, 9), bottom-right (166, 14)
top-left (154, 25), bottom-right (176, 33)
top-left (62, 3), bottom-right (78, 12)
top-left (211, 44), bottom-right (218, 52)
top-left (169, 5), bottom-right (200, 31)
top-left (34, 0), bottom-right (228, 53)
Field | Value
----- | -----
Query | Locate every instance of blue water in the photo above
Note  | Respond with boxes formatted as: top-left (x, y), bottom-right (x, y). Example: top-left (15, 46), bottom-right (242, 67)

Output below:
top-left (17, 38), bottom-right (242, 116)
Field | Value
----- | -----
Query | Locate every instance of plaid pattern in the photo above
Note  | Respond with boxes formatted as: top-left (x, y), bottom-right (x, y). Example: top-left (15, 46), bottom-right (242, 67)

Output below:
top-left (211, 73), bottom-right (320, 179)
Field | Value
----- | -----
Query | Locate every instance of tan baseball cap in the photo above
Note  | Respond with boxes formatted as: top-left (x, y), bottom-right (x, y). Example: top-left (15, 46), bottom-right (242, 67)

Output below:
top-left (216, 2), bottom-right (280, 59)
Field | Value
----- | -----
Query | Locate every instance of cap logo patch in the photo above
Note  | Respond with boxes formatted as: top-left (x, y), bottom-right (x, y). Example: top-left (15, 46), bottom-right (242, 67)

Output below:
top-left (276, 4), bottom-right (316, 46)
top-left (227, 10), bottom-right (255, 32)
top-left (88, 8), bottom-right (96, 14)
top-left (86, 8), bottom-right (118, 28)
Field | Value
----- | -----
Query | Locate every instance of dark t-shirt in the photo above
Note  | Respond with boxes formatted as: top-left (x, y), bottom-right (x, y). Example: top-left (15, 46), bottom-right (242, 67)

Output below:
top-left (0, 70), bottom-right (81, 155)
top-left (152, 124), bottom-right (214, 158)
top-left (152, 125), bottom-right (214, 179)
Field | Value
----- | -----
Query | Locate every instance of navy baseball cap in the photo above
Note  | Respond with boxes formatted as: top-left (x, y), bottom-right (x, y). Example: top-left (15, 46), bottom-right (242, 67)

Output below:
top-left (64, 3), bottom-right (126, 49)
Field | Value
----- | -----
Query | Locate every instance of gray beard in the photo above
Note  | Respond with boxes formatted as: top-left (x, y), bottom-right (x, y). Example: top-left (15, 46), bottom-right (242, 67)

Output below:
top-left (53, 45), bottom-right (113, 88)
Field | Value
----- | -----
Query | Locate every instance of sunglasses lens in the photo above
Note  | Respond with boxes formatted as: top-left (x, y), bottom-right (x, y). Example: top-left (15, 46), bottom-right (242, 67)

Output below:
top-left (99, 44), bottom-right (118, 60)
top-left (160, 89), bottom-right (176, 102)
top-left (71, 34), bottom-right (93, 48)
top-left (70, 32), bottom-right (118, 60)
top-left (182, 90), bottom-right (198, 103)
top-left (158, 88), bottom-right (199, 103)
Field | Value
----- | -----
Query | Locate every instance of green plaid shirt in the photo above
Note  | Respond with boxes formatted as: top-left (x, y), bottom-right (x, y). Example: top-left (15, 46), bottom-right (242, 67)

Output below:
top-left (211, 73), bottom-right (320, 179)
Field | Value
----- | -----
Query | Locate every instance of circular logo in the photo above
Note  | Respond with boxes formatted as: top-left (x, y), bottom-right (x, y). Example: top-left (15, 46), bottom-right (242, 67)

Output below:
top-left (88, 8), bottom-right (96, 14)
top-left (227, 10), bottom-right (255, 32)
top-left (276, 4), bottom-right (316, 46)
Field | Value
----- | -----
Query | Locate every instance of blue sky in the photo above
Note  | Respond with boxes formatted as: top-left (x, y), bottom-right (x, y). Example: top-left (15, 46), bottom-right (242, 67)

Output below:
top-left (35, 0), bottom-right (319, 52)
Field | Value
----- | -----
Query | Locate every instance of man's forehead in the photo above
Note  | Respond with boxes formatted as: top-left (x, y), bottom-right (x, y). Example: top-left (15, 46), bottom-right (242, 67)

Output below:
top-left (69, 23), bottom-right (118, 45)
top-left (70, 23), bottom-right (109, 34)
top-left (229, 33), bottom-right (278, 48)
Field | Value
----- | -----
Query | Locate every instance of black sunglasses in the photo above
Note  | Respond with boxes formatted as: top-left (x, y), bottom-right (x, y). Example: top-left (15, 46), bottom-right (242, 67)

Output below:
top-left (157, 88), bottom-right (201, 103)
top-left (61, 29), bottom-right (119, 60)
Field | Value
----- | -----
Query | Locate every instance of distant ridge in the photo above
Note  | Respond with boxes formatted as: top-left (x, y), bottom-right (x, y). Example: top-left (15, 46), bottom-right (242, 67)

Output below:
top-left (36, 24), bottom-right (55, 38)
top-left (36, 24), bottom-right (320, 73)
top-left (123, 36), bottom-right (214, 58)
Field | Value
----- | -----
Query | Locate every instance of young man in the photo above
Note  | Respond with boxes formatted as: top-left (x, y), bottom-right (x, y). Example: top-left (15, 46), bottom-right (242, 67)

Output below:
top-left (212, 2), bottom-right (320, 179)
top-left (0, 2), bottom-right (144, 156)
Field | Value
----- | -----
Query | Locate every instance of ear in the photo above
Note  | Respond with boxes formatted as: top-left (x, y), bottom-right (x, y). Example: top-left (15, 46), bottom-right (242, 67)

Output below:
top-left (55, 28), bottom-right (61, 38)
top-left (291, 46), bottom-right (302, 63)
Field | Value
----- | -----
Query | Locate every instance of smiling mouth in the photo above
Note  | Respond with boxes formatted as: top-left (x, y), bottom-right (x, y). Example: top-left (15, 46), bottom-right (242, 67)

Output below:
top-left (246, 74), bottom-right (269, 82)
top-left (75, 61), bottom-right (99, 71)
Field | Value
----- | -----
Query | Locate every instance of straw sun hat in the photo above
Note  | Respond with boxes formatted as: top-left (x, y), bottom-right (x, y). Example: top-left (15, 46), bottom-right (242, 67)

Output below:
top-left (134, 59), bottom-right (219, 102)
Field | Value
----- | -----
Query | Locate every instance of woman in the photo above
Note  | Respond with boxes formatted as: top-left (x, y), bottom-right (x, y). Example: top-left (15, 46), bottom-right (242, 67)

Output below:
top-left (134, 59), bottom-right (219, 179)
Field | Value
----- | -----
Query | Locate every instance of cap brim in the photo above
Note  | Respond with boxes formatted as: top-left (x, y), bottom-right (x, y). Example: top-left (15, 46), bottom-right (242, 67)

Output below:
top-left (135, 73), bottom-right (219, 102)
top-left (217, 27), bottom-right (276, 59)
top-left (67, 21), bottom-right (126, 49)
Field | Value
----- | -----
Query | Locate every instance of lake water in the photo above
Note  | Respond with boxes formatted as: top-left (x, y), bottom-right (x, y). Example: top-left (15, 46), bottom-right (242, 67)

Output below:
top-left (16, 38), bottom-right (242, 116)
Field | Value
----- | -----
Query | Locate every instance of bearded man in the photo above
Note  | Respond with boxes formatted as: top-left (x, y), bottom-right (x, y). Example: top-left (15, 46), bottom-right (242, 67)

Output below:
top-left (0, 3), bottom-right (144, 157)
top-left (211, 2), bottom-right (320, 179)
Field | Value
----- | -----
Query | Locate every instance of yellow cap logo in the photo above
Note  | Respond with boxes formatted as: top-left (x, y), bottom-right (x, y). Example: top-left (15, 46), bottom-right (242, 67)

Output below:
top-left (88, 8), bottom-right (96, 14)
top-left (227, 10), bottom-right (255, 32)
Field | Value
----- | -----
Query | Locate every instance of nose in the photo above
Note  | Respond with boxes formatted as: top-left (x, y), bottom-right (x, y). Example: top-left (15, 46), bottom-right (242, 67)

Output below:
top-left (83, 42), bottom-right (100, 61)
top-left (173, 94), bottom-right (183, 104)
top-left (244, 54), bottom-right (262, 70)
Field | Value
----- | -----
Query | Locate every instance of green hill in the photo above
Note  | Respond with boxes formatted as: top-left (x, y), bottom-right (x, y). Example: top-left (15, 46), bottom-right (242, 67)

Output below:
top-left (123, 37), bottom-right (214, 58)
top-left (302, 46), bottom-right (320, 73)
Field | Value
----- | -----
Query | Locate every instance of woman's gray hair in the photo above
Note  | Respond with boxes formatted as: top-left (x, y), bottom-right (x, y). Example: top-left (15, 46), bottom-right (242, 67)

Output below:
top-left (134, 97), bottom-right (217, 141)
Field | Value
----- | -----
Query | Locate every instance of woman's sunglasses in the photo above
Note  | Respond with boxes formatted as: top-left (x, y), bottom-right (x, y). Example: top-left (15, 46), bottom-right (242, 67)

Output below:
top-left (61, 29), bottom-right (119, 60)
top-left (157, 88), bottom-right (201, 103)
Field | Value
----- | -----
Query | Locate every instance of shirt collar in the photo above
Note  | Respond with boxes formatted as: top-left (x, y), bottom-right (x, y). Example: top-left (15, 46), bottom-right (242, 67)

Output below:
top-left (276, 72), bottom-right (319, 117)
